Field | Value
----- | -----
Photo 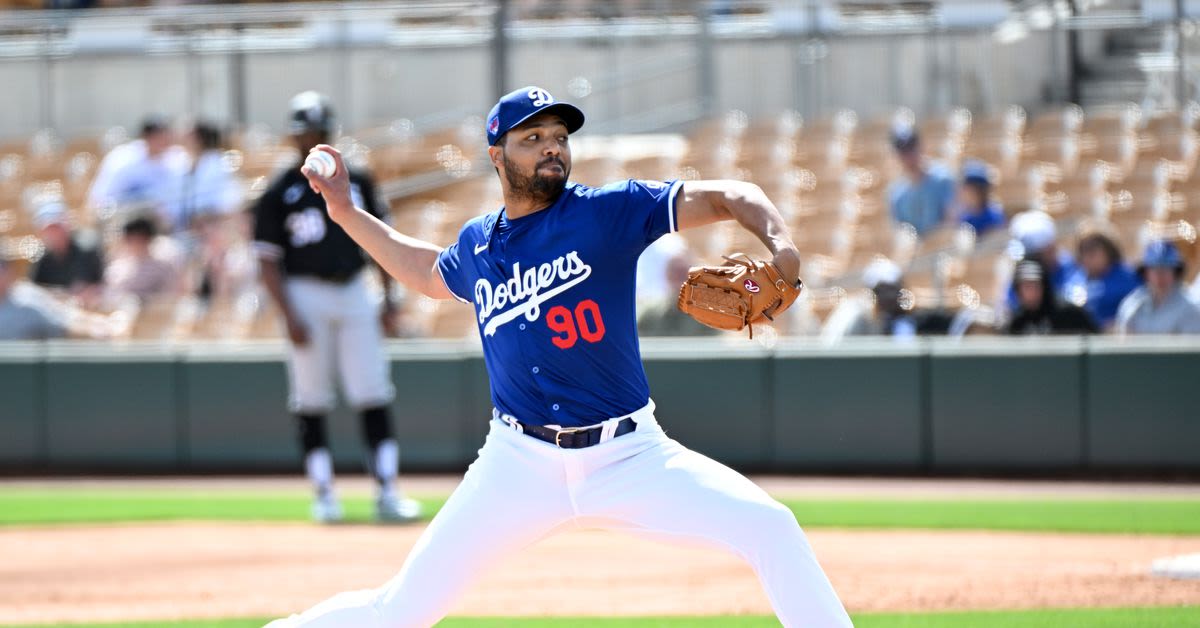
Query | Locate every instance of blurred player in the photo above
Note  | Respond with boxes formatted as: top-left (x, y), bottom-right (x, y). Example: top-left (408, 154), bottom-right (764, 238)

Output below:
top-left (252, 91), bottom-right (418, 524)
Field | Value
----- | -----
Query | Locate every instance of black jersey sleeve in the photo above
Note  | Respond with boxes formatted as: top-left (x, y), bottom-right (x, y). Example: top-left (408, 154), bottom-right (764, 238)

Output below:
top-left (357, 172), bottom-right (390, 223)
top-left (252, 180), bottom-right (287, 260)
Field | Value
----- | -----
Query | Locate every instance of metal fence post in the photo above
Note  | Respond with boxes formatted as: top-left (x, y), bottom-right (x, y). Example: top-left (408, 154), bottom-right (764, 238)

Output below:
top-left (39, 22), bottom-right (55, 131)
top-left (230, 23), bottom-right (247, 128)
top-left (492, 0), bottom-right (509, 102)
top-left (1176, 0), bottom-right (1187, 104)
top-left (697, 1), bottom-right (716, 119)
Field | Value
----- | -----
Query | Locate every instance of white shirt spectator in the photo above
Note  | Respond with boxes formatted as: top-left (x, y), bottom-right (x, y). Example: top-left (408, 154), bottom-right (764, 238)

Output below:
top-left (636, 232), bottom-right (688, 304)
top-left (87, 139), bottom-right (188, 223)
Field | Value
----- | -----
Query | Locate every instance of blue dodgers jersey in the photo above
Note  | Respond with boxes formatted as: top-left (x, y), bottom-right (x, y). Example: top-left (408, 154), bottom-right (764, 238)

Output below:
top-left (438, 179), bottom-right (683, 427)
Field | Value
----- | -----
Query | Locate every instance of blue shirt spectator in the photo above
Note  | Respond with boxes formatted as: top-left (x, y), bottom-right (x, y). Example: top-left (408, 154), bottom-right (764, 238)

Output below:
top-left (1064, 265), bottom-right (1139, 329)
top-left (1062, 228), bottom-right (1140, 329)
top-left (888, 127), bottom-right (956, 236)
top-left (957, 160), bottom-right (1006, 236)
top-left (962, 203), bottom-right (1005, 235)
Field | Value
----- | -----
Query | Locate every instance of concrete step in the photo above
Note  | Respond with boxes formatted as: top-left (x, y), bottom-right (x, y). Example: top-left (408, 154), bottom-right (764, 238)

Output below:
top-left (1083, 51), bottom-right (1177, 80)
top-left (1105, 27), bottom-right (1169, 55)
top-left (1079, 78), bottom-right (1147, 106)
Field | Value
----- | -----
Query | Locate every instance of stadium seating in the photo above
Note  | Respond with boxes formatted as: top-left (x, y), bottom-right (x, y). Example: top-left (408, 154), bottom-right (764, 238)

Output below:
top-left (3, 100), bottom-right (1199, 339)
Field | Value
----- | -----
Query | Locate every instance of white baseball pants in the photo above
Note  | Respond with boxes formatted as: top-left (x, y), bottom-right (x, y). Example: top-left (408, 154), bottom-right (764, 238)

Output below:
top-left (267, 401), bottom-right (851, 627)
top-left (284, 272), bottom-right (394, 413)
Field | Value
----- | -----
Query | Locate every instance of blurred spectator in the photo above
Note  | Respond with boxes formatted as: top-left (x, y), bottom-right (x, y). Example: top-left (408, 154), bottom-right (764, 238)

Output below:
top-left (193, 212), bottom-right (259, 303)
top-left (103, 216), bottom-right (181, 302)
top-left (957, 161), bottom-right (1005, 237)
top-left (637, 248), bottom-right (719, 337)
top-left (87, 115), bottom-right (185, 225)
top-left (28, 201), bottom-right (104, 305)
top-left (887, 127), bottom-right (956, 236)
top-left (636, 232), bottom-right (688, 305)
top-left (1115, 240), bottom-right (1200, 335)
top-left (948, 306), bottom-right (999, 337)
top-left (1005, 210), bottom-right (1078, 311)
top-left (1006, 259), bottom-right (1097, 335)
top-left (821, 258), bottom-right (948, 341)
top-left (173, 119), bottom-right (243, 233)
top-left (1062, 226), bottom-right (1140, 330)
top-left (0, 258), bottom-right (66, 341)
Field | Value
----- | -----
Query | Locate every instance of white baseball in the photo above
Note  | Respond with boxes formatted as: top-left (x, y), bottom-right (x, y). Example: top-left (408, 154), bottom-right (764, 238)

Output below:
top-left (305, 151), bottom-right (337, 178)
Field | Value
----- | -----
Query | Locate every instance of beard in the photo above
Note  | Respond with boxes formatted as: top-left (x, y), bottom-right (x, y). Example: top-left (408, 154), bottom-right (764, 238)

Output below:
top-left (503, 153), bottom-right (568, 204)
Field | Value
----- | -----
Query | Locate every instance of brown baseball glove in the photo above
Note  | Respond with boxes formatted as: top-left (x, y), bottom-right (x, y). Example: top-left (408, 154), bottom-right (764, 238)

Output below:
top-left (677, 253), bottom-right (803, 338)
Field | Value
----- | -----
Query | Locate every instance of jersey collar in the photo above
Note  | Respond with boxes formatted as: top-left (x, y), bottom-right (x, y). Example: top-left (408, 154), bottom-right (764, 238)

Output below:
top-left (479, 182), bottom-right (577, 244)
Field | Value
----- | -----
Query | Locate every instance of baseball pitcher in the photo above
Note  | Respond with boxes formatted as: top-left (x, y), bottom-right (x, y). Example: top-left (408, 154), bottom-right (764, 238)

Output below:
top-left (267, 87), bottom-right (850, 626)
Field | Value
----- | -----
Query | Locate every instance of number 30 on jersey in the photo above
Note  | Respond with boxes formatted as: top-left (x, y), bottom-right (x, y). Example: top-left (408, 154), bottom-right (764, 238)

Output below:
top-left (546, 300), bottom-right (605, 349)
top-left (287, 208), bottom-right (327, 247)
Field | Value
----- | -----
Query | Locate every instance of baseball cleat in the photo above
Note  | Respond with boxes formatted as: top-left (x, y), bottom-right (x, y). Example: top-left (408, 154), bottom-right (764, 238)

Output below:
top-left (311, 496), bottom-right (344, 524)
top-left (375, 495), bottom-right (422, 523)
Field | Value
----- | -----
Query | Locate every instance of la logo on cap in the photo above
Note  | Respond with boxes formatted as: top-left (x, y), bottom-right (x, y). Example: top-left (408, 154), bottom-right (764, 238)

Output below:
top-left (528, 88), bottom-right (554, 106)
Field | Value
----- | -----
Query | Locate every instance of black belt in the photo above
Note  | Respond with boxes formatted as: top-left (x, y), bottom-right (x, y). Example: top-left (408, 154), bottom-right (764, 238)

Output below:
top-left (295, 270), bottom-right (360, 284)
top-left (502, 416), bottom-right (638, 449)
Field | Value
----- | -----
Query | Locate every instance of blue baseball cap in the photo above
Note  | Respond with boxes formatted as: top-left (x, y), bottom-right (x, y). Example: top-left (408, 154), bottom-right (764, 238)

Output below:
top-left (486, 86), bottom-right (585, 146)
top-left (1140, 240), bottom-right (1183, 269)
top-left (962, 160), bottom-right (992, 186)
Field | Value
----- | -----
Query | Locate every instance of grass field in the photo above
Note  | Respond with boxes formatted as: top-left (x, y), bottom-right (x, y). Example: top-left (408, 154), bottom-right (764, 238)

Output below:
top-left (3, 487), bottom-right (1200, 534)
top-left (4, 606), bottom-right (1200, 627)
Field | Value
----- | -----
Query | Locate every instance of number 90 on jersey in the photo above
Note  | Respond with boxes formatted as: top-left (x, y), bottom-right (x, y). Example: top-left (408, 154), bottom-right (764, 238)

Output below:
top-left (546, 300), bottom-right (606, 349)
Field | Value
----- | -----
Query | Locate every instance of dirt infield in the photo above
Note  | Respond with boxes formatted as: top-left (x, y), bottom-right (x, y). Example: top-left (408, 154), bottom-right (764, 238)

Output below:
top-left (3, 522), bottom-right (1199, 624)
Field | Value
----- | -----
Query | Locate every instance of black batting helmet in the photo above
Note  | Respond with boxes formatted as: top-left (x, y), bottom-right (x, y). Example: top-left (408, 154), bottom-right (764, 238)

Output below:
top-left (288, 91), bottom-right (336, 135)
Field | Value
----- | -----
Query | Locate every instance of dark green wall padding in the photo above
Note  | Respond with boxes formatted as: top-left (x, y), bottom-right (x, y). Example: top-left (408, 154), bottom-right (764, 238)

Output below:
top-left (1, 339), bottom-right (1197, 473)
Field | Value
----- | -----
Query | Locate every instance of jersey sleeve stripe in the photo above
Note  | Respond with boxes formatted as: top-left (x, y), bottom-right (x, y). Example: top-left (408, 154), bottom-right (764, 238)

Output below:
top-left (436, 263), bottom-right (471, 304)
top-left (666, 179), bottom-right (684, 233)
top-left (253, 240), bottom-right (284, 259)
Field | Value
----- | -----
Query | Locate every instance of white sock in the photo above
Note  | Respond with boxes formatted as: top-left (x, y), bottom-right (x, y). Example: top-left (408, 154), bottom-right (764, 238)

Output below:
top-left (374, 439), bottom-right (399, 500)
top-left (305, 448), bottom-right (335, 499)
